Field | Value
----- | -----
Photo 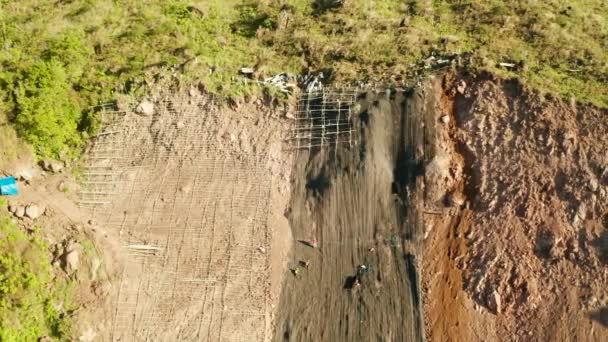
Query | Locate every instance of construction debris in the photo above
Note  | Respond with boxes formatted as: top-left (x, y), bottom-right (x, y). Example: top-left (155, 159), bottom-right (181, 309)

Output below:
top-left (498, 62), bottom-right (516, 69)
top-left (301, 72), bottom-right (325, 92)
top-left (127, 244), bottom-right (163, 251)
top-left (0, 176), bottom-right (19, 195)
top-left (240, 67), bottom-right (255, 76)
top-left (262, 73), bottom-right (297, 93)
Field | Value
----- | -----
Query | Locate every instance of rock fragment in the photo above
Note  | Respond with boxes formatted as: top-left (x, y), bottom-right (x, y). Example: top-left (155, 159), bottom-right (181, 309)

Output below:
top-left (14, 206), bottom-right (25, 218)
top-left (40, 159), bottom-right (63, 173)
top-left (136, 100), bottom-right (154, 116)
top-left (79, 327), bottom-right (97, 342)
top-left (16, 168), bottom-right (34, 182)
top-left (62, 242), bottom-right (81, 272)
top-left (64, 250), bottom-right (80, 272)
top-left (25, 204), bottom-right (43, 219)
top-left (488, 291), bottom-right (502, 314)
top-left (457, 80), bottom-right (467, 94)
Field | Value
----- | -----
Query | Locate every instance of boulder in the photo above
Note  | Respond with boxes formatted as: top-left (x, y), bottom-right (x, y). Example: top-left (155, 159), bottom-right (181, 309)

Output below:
top-left (25, 204), bottom-right (43, 219)
top-left (64, 249), bottom-right (80, 272)
top-left (441, 115), bottom-right (450, 124)
top-left (136, 100), bottom-right (154, 116)
top-left (16, 168), bottom-right (34, 182)
top-left (40, 159), bottom-right (63, 173)
top-left (14, 206), bottom-right (25, 218)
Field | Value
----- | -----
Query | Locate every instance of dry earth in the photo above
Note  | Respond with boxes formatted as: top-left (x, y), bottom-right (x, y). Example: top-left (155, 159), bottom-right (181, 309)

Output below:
top-left (2, 70), bottom-right (606, 342)
top-left (273, 87), bottom-right (435, 341)
top-left (422, 71), bottom-right (608, 342)
top-left (76, 87), bottom-right (294, 341)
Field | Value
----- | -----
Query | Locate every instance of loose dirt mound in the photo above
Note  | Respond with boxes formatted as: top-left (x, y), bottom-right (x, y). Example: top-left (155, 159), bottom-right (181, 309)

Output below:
top-left (423, 72), bottom-right (608, 341)
top-left (274, 87), bottom-right (437, 341)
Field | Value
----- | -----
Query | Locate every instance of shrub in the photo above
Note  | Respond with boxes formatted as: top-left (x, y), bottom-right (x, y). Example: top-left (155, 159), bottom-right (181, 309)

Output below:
top-left (0, 198), bottom-right (72, 340)
top-left (14, 59), bottom-right (84, 159)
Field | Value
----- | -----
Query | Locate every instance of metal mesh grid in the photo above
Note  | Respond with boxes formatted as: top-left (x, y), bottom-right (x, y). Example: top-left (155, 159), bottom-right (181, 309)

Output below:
top-left (290, 89), bottom-right (360, 153)
top-left (79, 95), bottom-right (272, 341)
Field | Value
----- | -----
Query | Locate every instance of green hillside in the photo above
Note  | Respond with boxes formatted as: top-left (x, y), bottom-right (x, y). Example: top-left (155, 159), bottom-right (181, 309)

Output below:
top-left (0, 0), bottom-right (606, 161)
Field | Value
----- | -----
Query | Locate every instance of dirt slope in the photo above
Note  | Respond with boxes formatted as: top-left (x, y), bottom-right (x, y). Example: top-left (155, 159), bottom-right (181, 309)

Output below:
top-left (79, 90), bottom-right (293, 341)
top-left (422, 71), bottom-right (608, 342)
top-left (273, 86), bottom-right (441, 341)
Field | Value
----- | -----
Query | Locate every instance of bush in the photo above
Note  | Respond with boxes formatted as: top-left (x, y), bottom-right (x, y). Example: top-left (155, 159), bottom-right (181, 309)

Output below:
top-left (14, 60), bottom-right (84, 159)
top-left (0, 199), bottom-right (72, 341)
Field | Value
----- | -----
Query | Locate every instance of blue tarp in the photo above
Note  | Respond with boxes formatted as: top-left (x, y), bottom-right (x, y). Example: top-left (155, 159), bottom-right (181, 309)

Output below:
top-left (0, 177), bottom-right (18, 196)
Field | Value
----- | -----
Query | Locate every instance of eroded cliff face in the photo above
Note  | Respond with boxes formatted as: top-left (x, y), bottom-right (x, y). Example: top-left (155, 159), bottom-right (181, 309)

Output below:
top-left (274, 86), bottom-right (441, 341)
top-left (422, 71), bottom-right (608, 342)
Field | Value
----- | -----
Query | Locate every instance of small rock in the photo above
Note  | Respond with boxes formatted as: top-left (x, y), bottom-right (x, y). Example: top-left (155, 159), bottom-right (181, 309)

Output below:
top-left (488, 291), bottom-right (502, 314)
top-left (589, 178), bottom-right (599, 192)
top-left (258, 246), bottom-right (266, 254)
top-left (64, 249), bottom-right (80, 272)
top-left (240, 67), bottom-right (255, 76)
top-left (91, 258), bottom-right (102, 281)
top-left (440, 115), bottom-right (450, 124)
top-left (16, 168), bottom-right (34, 182)
top-left (449, 192), bottom-right (466, 206)
top-left (57, 181), bottom-right (66, 192)
top-left (25, 204), bottom-right (42, 219)
top-left (576, 203), bottom-right (587, 220)
top-left (14, 206), bottom-right (25, 218)
top-left (176, 121), bottom-right (185, 129)
top-left (40, 159), bottom-right (63, 173)
top-left (456, 80), bottom-right (467, 94)
top-left (88, 219), bottom-right (95, 225)
top-left (79, 327), bottom-right (97, 342)
top-left (135, 100), bottom-right (154, 116)
top-left (188, 87), bottom-right (197, 97)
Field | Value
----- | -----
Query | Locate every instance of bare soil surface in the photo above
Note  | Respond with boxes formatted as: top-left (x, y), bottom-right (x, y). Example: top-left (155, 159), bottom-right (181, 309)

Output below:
top-left (422, 71), bottom-right (608, 342)
top-left (0, 172), bottom-right (120, 342)
top-left (3, 70), bottom-right (606, 342)
top-left (79, 89), bottom-right (293, 341)
top-left (273, 87), bottom-right (436, 341)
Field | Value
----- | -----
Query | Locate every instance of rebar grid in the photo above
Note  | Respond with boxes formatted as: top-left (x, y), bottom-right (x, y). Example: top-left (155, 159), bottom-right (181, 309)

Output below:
top-left (80, 94), bottom-right (272, 341)
top-left (291, 89), bottom-right (360, 153)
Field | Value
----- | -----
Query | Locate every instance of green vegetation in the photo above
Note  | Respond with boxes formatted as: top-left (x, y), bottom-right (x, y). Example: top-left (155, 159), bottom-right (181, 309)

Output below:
top-left (0, 0), bottom-right (606, 161)
top-left (0, 199), bottom-right (73, 341)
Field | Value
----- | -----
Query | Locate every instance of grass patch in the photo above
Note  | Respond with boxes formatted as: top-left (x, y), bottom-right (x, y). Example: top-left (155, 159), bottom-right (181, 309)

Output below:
top-left (0, 0), bottom-right (606, 161)
top-left (0, 199), bottom-right (73, 341)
